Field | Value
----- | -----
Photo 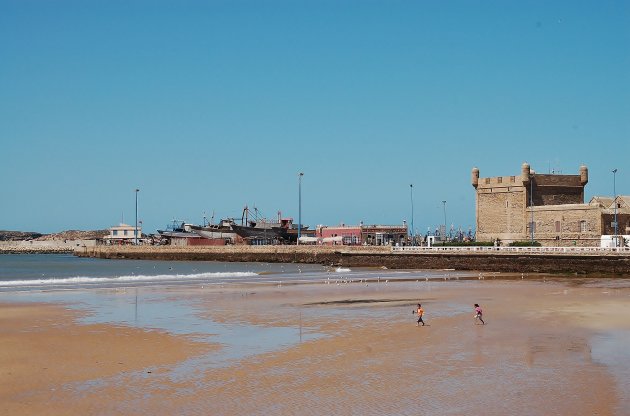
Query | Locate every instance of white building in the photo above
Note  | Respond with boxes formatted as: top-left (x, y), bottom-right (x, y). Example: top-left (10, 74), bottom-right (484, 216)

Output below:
top-left (103, 223), bottom-right (142, 244)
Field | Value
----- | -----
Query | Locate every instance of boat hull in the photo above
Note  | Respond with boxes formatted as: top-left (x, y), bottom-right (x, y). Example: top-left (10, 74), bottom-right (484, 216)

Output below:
top-left (231, 224), bottom-right (285, 240)
top-left (189, 225), bottom-right (237, 242)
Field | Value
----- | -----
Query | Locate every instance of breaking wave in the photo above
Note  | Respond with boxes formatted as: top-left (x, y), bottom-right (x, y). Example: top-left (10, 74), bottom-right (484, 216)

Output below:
top-left (0, 271), bottom-right (259, 287)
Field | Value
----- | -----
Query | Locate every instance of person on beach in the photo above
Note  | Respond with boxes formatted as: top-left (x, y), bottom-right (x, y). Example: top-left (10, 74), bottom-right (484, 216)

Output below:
top-left (474, 303), bottom-right (485, 325)
top-left (413, 303), bottom-right (425, 326)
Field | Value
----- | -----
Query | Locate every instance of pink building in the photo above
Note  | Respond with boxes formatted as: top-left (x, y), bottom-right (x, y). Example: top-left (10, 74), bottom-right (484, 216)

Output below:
top-left (317, 225), bottom-right (362, 245)
top-left (316, 223), bottom-right (408, 246)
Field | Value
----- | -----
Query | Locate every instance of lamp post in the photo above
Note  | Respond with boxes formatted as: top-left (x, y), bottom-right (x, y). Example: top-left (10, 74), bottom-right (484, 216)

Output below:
top-left (530, 174), bottom-right (534, 246)
top-left (298, 172), bottom-right (304, 244)
top-left (134, 188), bottom-right (140, 245)
top-left (442, 200), bottom-right (447, 241)
top-left (410, 184), bottom-right (414, 245)
top-left (613, 168), bottom-right (618, 247)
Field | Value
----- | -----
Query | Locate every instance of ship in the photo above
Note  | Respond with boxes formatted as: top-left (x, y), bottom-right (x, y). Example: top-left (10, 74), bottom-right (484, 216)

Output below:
top-left (227, 206), bottom-right (287, 240)
top-left (226, 206), bottom-right (312, 242)
top-left (157, 220), bottom-right (198, 239)
top-left (189, 218), bottom-right (238, 243)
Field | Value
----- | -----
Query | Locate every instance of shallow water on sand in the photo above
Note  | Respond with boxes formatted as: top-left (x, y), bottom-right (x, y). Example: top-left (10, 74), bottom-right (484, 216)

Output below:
top-left (3, 254), bottom-right (630, 415)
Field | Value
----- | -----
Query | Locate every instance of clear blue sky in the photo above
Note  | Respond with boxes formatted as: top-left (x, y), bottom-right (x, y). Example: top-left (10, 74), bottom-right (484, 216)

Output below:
top-left (1, 0), bottom-right (628, 234)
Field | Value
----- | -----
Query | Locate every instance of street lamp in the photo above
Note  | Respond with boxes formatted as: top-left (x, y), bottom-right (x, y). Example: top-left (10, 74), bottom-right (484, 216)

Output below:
top-left (442, 200), bottom-right (447, 241)
top-left (530, 173), bottom-right (534, 246)
top-left (298, 173), bottom-right (304, 244)
top-left (410, 184), bottom-right (414, 244)
top-left (613, 168), bottom-right (618, 247)
top-left (134, 188), bottom-right (140, 245)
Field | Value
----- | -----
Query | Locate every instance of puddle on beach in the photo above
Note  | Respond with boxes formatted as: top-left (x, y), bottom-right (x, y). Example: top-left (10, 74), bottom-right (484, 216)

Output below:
top-left (591, 330), bottom-right (630, 413)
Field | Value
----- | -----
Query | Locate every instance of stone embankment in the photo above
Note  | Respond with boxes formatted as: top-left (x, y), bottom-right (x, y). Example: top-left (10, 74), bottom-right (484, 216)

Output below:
top-left (1, 240), bottom-right (97, 254)
top-left (75, 245), bottom-right (630, 275)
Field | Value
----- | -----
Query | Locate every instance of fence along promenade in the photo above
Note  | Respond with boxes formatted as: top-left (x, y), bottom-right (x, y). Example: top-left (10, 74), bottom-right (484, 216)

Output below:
top-left (392, 245), bottom-right (630, 255)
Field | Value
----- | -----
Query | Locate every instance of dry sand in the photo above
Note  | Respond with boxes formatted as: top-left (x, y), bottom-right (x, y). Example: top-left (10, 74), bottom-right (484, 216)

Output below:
top-left (2, 278), bottom-right (630, 415)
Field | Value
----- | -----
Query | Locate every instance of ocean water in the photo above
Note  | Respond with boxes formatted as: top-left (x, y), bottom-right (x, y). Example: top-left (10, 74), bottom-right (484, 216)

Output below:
top-left (0, 253), bottom-right (327, 291)
top-left (0, 253), bottom-right (477, 292)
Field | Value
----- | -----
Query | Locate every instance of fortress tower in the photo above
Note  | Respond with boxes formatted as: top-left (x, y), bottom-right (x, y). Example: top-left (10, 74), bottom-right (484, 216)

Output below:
top-left (472, 164), bottom-right (589, 243)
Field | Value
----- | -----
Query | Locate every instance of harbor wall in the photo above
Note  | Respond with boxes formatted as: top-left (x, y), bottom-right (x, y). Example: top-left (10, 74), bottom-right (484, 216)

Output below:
top-left (0, 240), bottom-right (96, 254)
top-left (74, 245), bottom-right (630, 275)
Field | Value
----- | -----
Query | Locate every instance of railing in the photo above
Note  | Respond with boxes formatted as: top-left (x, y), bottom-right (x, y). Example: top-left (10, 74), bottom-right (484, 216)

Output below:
top-left (392, 245), bottom-right (630, 254)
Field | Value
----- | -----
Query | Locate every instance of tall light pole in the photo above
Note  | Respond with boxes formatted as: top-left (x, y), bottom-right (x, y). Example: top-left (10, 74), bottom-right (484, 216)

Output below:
top-left (613, 168), bottom-right (618, 247)
top-left (410, 184), bottom-right (414, 244)
top-left (134, 188), bottom-right (140, 245)
top-left (530, 174), bottom-right (534, 246)
top-left (298, 172), bottom-right (304, 244)
top-left (442, 200), bottom-right (447, 241)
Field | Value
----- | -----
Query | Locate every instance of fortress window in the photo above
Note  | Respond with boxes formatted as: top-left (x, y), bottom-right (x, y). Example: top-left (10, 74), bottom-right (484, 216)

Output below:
top-left (498, 177), bottom-right (503, 183)
top-left (580, 220), bottom-right (587, 232)
top-left (555, 221), bottom-right (561, 232)
top-left (485, 178), bottom-right (490, 184)
top-left (528, 222), bottom-right (536, 233)
top-left (510, 176), bottom-right (515, 183)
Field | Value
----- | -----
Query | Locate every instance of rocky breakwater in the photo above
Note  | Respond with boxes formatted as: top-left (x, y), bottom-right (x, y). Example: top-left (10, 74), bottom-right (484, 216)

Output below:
top-left (1, 240), bottom-right (97, 254)
top-left (0, 230), bottom-right (105, 254)
top-left (76, 245), bottom-right (630, 275)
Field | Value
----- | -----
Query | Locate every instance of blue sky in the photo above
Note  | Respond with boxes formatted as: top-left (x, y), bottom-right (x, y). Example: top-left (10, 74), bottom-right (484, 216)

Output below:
top-left (1, 0), bottom-right (628, 234)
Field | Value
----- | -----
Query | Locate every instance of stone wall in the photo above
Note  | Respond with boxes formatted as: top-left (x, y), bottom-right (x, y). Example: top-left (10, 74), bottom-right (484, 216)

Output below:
top-left (602, 213), bottom-right (630, 235)
top-left (531, 205), bottom-right (602, 246)
top-left (477, 185), bottom-right (527, 240)
top-left (75, 246), bottom-right (630, 275)
top-left (0, 240), bottom-right (97, 254)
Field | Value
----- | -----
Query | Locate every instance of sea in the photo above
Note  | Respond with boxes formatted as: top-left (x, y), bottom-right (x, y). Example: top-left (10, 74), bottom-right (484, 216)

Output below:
top-left (0, 253), bottom-right (327, 292)
top-left (0, 253), bottom-right (477, 292)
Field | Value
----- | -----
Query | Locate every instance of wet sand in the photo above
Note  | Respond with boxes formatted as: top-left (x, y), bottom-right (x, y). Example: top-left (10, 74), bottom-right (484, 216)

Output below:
top-left (2, 278), bottom-right (630, 415)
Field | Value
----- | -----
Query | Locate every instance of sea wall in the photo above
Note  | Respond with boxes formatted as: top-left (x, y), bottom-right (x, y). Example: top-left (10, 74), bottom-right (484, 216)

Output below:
top-left (75, 245), bottom-right (630, 275)
top-left (1, 240), bottom-right (97, 254)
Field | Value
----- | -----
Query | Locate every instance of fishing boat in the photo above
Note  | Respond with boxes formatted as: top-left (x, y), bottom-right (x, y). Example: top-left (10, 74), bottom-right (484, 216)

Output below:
top-left (229, 206), bottom-right (300, 241)
top-left (157, 220), bottom-right (198, 239)
top-left (189, 218), bottom-right (238, 243)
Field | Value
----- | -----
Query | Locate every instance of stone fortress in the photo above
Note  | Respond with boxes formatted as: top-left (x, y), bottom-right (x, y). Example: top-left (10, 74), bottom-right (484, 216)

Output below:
top-left (472, 163), bottom-right (629, 246)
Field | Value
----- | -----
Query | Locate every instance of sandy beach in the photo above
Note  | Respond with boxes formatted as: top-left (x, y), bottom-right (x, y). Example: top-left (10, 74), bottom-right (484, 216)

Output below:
top-left (2, 275), bottom-right (630, 415)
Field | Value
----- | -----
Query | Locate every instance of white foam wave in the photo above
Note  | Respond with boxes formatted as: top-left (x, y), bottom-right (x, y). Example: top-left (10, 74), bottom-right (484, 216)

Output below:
top-left (0, 271), bottom-right (259, 287)
top-left (335, 267), bottom-right (351, 272)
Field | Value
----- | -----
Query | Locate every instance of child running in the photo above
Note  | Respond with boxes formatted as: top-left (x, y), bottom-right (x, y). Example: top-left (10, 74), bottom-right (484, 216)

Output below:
top-left (474, 303), bottom-right (485, 325)
top-left (413, 303), bottom-right (425, 326)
